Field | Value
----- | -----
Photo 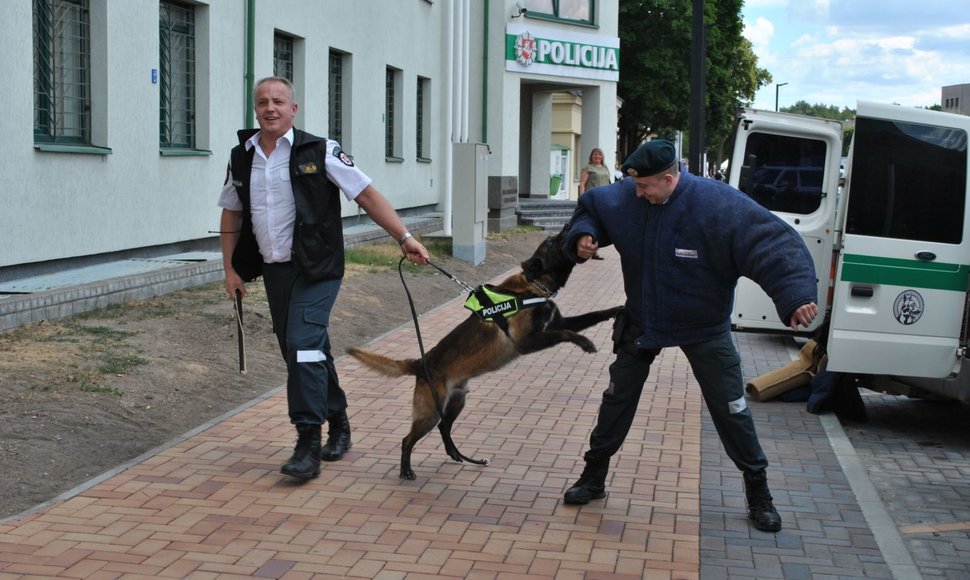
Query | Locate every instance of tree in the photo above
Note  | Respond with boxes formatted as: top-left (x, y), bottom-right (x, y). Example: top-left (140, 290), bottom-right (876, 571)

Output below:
top-left (615, 0), bottom-right (771, 164)
top-left (780, 100), bottom-right (856, 155)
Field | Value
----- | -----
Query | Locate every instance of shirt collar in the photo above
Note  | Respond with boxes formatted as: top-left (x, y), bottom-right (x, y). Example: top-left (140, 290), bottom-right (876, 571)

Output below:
top-left (244, 127), bottom-right (295, 151)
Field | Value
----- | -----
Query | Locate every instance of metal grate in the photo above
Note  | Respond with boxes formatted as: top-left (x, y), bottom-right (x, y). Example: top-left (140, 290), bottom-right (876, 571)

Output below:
top-left (159, 0), bottom-right (195, 149)
top-left (329, 51), bottom-right (343, 146)
top-left (33, 0), bottom-right (90, 144)
top-left (385, 68), bottom-right (396, 157)
top-left (416, 77), bottom-right (425, 158)
top-left (274, 33), bottom-right (293, 81)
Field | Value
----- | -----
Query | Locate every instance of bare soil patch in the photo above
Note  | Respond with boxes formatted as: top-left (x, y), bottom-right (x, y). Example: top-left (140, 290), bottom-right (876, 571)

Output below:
top-left (0, 230), bottom-right (549, 520)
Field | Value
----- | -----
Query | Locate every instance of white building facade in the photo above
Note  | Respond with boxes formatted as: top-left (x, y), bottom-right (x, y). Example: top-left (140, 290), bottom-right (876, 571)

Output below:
top-left (2, 0), bottom-right (618, 274)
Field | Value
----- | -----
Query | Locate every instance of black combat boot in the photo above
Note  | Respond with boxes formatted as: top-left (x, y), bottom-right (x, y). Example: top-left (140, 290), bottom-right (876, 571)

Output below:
top-left (563, 451), bottom-right (610, 504)
top-left (320, 410), bottom-right (352, 462)
top-left (281, 424), bottom-right (322, 480)
top-left (743, 469), bottom-right (782, 532)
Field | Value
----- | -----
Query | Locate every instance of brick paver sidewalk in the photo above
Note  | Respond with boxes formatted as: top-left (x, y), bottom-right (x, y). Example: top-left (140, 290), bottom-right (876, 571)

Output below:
top-left (0, 247), bottom-right (706, 579)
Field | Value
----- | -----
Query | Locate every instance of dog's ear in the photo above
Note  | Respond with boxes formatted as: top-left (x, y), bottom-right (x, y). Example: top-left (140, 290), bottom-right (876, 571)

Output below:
top-left (521, 254), bottom-right (544, 280)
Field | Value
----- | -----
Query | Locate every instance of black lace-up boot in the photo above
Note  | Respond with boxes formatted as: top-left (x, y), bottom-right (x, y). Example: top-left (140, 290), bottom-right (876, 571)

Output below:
top-left (743, 469), bottom-right (782, 532)
top-left (281, 424), bottom-right (322, 480)
top-left (320, 410), bottom-right (352, 461)
top-left (563, 451), bottom-right (610, 504)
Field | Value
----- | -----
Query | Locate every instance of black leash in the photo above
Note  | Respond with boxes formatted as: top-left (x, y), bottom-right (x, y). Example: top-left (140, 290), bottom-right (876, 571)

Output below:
top-left (397, 257), bottom-right (488, 466)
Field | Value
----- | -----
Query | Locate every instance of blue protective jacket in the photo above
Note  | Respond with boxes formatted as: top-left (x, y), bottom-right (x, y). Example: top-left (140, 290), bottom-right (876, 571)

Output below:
top-left (564, 168), bottom-right (817, 350)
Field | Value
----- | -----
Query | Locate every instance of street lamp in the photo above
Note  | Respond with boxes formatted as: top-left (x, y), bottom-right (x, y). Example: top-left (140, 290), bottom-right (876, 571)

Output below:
top-left (775, 82), bottom-right (788, 112)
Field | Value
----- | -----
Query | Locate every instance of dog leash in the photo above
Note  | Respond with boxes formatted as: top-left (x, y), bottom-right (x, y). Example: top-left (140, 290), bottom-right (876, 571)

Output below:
top-left (423, 260), bottom-right (476, 293)
top-left (397, 257), bottom-right (489, 467)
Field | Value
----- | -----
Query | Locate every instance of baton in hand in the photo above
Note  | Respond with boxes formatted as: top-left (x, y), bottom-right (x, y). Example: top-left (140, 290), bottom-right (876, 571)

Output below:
top-left (234, 289), bottom-right (247, 374)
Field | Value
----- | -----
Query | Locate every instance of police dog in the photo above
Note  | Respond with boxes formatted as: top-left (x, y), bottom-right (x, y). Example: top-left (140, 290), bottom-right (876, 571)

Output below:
top-left (347, 224), bottom-right (622, 479)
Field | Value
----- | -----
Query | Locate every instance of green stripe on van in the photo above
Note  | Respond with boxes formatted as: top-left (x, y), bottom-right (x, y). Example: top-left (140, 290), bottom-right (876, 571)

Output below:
top-left (840, 254), bottom-right (969, 292)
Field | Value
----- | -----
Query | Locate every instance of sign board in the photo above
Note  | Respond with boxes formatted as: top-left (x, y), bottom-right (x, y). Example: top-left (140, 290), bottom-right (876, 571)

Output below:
top-left (505, 23), bottom-right (619, 82)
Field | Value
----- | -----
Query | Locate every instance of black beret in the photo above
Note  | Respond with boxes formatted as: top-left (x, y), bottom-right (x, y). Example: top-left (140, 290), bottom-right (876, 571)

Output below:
top-left (621, 140), bottom-right (677, 177)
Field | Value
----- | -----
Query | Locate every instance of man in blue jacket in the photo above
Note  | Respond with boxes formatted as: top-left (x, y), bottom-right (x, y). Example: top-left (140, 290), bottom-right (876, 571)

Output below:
top-left (562, 140), bottom-right (818, 532)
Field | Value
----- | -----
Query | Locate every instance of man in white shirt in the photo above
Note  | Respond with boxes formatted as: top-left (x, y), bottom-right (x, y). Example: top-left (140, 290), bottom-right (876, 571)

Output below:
top-left (218, 76), bottom-right (429, 480)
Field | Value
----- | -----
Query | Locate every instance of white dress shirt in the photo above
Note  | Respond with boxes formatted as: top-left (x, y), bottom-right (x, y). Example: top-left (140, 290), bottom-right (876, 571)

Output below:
top-left (218, 129), bottom-right (372, 263)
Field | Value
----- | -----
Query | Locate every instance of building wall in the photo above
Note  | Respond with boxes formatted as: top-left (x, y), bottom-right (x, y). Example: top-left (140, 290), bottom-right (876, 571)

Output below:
top-left (942, 84), bottom-right (970, 116)
top-left (2, 0), bottom-right (618, 272)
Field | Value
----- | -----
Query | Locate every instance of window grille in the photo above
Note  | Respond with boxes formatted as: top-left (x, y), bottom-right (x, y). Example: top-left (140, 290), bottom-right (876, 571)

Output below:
top-left (520, 0), bottom-right (594, 24)
top-left (416, 77), bottom-right (429, 159)
top-left (385, 68), bottom-right (396, 158)
top-left (329, 51), bottom-right (343, 146)
top-left (274, 34), bottom-right (294, 81)
top-left (159, 0), bottom-right (196, 149)
top-left (33, 0), bottom-right (90, 144)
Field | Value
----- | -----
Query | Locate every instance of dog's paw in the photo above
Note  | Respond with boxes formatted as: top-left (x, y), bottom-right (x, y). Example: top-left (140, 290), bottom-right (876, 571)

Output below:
top-left (400, 468), bottom-right (417, 480)
top-left (576, 337), bottom-right (597, 353)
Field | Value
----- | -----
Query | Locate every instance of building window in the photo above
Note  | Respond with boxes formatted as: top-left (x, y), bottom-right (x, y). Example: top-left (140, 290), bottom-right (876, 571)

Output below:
top-left (385, 66), bottom-right (402, 159)
top-left (159, 0), bottom-right (196, 149)
top-left (33, 0), bottom-right (90, 144)
top-left (329, 50), bottom-right (344, 147)
top-left (274, 33), bottom-right (294, 81)
top-left (520, 0), bottom-right (594, 24)
top-left (416, 76), bottom-right (430, 160)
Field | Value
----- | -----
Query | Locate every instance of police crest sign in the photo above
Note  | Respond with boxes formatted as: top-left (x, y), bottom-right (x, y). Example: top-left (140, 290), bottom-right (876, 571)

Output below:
top-left (514, 31), bottom-right (536, 65)
top-left (505, 22), bottom-right (619, 81)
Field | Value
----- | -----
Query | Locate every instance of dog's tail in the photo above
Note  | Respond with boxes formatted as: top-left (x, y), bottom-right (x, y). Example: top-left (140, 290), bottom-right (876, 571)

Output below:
top-left (346, 347), bottom-right (419, 377)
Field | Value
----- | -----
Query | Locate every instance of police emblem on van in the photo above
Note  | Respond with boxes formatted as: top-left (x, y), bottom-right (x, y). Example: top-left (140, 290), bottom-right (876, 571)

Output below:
top-left (893, 290), bottom-right (924, 325)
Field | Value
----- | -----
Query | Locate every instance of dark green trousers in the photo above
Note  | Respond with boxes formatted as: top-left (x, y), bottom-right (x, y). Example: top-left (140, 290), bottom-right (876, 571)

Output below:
top-left (262, 262), bottom-right (347, 426)
top-left (588, 331), bottom-right (769, 473)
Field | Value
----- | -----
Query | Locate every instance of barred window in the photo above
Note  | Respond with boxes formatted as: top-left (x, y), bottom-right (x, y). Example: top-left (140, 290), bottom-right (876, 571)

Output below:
top-left (385, 67), bottom-right (402, 159)
top-left (520, 0), bottom-right (594, 24)
top-left (329, 50), bottom-right (343, 147)
top-left (159, 0), bottom-right (195, 149)
top-left (416, 76), bottom-right (430, 160)
top-left (274, 33), bottom-right (294, 81)
top-left (33, 0), bottom-right (90, 144)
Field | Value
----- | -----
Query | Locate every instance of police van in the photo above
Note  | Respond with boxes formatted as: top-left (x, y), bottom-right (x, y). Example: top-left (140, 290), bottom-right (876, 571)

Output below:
top-left (727, 102), bottom-right (970, 403)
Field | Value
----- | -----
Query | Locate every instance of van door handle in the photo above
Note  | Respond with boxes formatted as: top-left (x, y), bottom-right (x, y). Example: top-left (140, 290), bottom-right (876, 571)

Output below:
top-left (916, 251), bottom-right (937, 261)
top-left (851, 286), bottom-right (874, 297)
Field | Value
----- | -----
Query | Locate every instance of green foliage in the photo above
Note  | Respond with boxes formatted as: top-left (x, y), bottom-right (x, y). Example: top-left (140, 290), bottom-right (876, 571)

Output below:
top-left (781, 100), bottom-right (856, 121)
top-left (780, 100), bottom-right (857, 156)
top-left (99, 353), bottom-right (148, 375)
top-left (344, 237), bottom-right (455, 274)
top-left (79, 384), bottom-right (124, 397)
top-left (616, 0), bottom-right (771, 162)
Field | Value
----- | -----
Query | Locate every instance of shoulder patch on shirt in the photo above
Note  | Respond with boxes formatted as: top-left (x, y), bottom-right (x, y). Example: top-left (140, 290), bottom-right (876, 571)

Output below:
top-left (297, 162), bottom-right (319, 175)
top-left (333, 147), bottom-right (355, 167)
top-left (675, 248), bottom-right (699, 259)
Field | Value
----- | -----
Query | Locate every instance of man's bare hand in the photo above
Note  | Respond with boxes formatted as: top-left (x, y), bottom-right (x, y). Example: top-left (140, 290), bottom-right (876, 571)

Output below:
top-left (577, 235), bottom-right (599, 261)
top-left (225, 270), bottom-right (246, 300)
top-left (789, 302), bottom-right (818, 330)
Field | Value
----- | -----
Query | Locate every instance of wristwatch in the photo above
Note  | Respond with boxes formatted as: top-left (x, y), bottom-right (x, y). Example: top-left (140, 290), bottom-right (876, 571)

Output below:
top-left (397, 231), bottom-right (413, 245)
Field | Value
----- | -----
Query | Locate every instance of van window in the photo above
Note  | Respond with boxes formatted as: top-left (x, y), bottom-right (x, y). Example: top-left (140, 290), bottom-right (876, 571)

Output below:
top-left (736, 133), bottom-right (827, 214)
top-left (846, 118), bottom-right (967, 244)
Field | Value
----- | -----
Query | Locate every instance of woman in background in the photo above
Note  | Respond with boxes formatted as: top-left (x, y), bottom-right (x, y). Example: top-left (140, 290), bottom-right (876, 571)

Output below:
top-left (578, 147), bottom-right (612, 195)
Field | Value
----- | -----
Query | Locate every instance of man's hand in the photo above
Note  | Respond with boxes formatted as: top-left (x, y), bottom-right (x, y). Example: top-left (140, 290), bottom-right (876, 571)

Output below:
top-left (401, 236), bottom-right (430, 265)
top-left (789, 302), bottom-right (819, 330)
top-left (225, 270), bottom-right (247, 300)
top-left (576, 235), bottom-right (599, 261)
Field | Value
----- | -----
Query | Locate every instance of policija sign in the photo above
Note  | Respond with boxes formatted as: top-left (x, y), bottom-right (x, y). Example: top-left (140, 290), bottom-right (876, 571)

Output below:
top-left (505, 22), bottom-right (619, 82)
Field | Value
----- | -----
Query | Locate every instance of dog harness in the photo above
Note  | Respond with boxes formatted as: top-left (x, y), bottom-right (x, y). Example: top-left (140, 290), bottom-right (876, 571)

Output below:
top-left (463, 284), bottom-right (551, 334)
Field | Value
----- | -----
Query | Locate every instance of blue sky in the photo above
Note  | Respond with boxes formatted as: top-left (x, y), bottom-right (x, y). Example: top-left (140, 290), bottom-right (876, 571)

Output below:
top-left (741, 0), bottom-right (970, 111)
